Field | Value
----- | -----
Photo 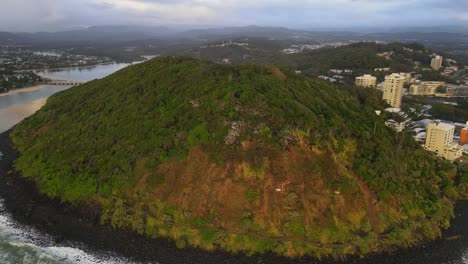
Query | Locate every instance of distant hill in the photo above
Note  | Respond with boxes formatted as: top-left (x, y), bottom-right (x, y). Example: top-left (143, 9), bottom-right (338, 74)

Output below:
top-left (0, 25), bottom-right (177, 45)
top-left (177, 25), bottom-right (318, 40)
top-left (19, 25), bottom-right (175, 44)
top-left (3, 25), bottom-right (315, 46)
top-left (11, 56), bottom-right (461, 258)
top-left (1, 25), bottom-right (467, 50)
top-left (0, 32), bottom-right (31, 45)
top-left (364, 32), bottom-right (468, 43)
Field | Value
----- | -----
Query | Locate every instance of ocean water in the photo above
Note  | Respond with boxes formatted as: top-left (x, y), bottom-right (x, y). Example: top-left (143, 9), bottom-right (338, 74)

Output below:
top-left (0, 199), bottom-right (133, 264)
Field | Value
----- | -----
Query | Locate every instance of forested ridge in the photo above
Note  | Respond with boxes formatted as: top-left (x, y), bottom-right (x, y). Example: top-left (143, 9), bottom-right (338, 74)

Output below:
top-left (11, 56), bottom-right (464, 258)
top-left (180, 41), bottom-right (456, 79)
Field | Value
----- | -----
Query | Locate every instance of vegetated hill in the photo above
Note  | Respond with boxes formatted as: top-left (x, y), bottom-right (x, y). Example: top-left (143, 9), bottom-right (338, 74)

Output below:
top-left (0, 32), bottom-right (32, 45)
top-left (175, 37), bottom-right (295, 65)
top-left (11, 57), bottom-right (462, 258)
top-left (287, 42), bottom-right (433, 75)
top-left (177, 26), bottom-right (317, 40)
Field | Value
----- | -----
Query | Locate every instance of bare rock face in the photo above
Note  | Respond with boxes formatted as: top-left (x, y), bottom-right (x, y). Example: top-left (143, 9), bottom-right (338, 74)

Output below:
top-left (224, 121), bottom-right (245, 145)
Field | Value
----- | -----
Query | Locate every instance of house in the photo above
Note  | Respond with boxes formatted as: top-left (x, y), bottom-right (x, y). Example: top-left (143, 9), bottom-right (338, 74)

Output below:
top-left (385, 119), bottom-right (407, 132)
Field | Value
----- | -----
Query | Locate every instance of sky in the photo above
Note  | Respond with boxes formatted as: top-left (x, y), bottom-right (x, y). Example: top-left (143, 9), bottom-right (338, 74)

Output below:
top-left (1, 0), bottom-right (468, 32)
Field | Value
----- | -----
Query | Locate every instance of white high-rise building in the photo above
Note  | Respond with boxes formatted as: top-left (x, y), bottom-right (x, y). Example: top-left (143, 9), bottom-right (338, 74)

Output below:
top-left (355, 74), bottom-right (377, 88)
top-left (383, 73), bottom-right (405, 108)
top-left (431, 55), bottom-right (443, 70)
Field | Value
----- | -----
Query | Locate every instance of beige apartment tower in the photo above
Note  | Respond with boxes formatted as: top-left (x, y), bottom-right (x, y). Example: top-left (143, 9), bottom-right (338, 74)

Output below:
top-left (425, 122), bottom-right (454, 153)
top-left (431, 55), bottom-right (443, 70)
top-left (355, 74), bottom-right (377, 88)
top-left (383, 73), bottom-right (405, 108)
top-left (425, 122), bottom-right (462, 160)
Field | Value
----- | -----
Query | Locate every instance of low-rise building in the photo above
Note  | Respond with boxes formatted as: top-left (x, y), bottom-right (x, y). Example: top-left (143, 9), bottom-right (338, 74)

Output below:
top-left (447, 65), bottom-right (459, 72)
top-left (355, 74), bottom-right (377, 88)
top-left (377, 52), bottom-right (393, 60)
top-left (374, 67), bottom-right (390, 72)
top-left (330, 69), bottom-right (343, 74)
top-left (385, 119), bottom-right (407, 132)
top-left (446, 85), bottom-right (468, 97)
top-left (318, 76), bottom-right (337, 83)
top-left (384, 108), bottom-right (409, 132)
top-left (441, 144), bottom-right (463, 161)
top-left (409, 81), bottom-right (446, 96)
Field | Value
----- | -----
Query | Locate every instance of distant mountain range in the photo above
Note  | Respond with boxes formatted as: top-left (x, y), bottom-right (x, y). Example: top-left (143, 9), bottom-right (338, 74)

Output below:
top-left (1, 25), bottom-right (467, 46)
top-left (0, 25), bottom-right (175, 45)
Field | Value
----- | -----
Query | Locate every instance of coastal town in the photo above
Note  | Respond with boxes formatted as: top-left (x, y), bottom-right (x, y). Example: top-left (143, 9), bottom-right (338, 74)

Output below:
top-left (0, 46), bottom-right (113, 70)
top-left (281, 41), bottom-right (352, 54)
top-left (351, 53), bottom-right (468, 161)
top-left (0, 46), bottom-right (116, 93)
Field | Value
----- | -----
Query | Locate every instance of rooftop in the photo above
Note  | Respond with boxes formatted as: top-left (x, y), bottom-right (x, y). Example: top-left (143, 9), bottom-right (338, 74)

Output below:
top-left (386, 73), bottom-right (406, 79)
top-left (385, 108), bottom-right (401, 113)
top-left (432, 122), bottom-right (455, 131)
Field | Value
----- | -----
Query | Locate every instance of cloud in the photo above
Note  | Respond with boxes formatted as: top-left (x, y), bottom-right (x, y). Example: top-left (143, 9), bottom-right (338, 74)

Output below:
top-left (91, 0), bottom-right (217, 22)
top-left (0, 0), bottom-right (466, 32)
top-left (458, 12), bottom-right (468, 21)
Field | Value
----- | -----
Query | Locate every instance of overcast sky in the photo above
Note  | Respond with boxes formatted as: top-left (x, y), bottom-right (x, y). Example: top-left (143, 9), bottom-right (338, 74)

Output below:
top-left (1, 0), bottom-right (468, 32)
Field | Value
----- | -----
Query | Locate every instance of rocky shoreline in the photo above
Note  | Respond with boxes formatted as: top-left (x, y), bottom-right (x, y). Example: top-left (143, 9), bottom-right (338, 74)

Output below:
top-left (0, 129), bottom-right (466, 264)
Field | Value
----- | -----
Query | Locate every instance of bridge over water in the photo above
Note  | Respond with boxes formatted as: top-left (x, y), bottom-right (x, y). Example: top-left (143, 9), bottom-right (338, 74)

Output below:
top-left (47, 80), bottom-right (87, 86)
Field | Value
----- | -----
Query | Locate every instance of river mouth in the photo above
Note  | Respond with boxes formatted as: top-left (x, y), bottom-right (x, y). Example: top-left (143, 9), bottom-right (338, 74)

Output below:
top-left (0, 129), bottom-right (467, 264)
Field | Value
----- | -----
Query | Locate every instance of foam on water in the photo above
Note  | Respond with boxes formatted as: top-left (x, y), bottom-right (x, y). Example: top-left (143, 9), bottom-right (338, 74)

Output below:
top-left (0, 198), bottom-right (135, 264)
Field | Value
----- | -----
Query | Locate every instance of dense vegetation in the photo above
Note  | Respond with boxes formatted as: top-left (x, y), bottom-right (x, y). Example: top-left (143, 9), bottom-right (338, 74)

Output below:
top-left (429, 102), bottom-right (468, 123)
top-left (456, 163), bottom-right (468, 199)
top-left (284, 42), bottom-right (455, 79)
top-left (176, 38), bottom-right (290, 65)
top-left (11, 57), bottom-right (463, 258)
top-left (179, 41), bottom-right (438, 79)
top-left (0, 70), bottom-right (43, 93)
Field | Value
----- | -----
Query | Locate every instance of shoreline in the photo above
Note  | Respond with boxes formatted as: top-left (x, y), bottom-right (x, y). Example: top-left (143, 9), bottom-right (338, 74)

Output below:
top-left (0, 84), bottom-right (55, 97)
top-left (8, 98), bottom-right (47, 118)
top-left (0, 129), bottom-right (466, 264)
top-left (17, 59), bottom-right (146, 73)
top-left (15, 62), bottom-right (118, 72)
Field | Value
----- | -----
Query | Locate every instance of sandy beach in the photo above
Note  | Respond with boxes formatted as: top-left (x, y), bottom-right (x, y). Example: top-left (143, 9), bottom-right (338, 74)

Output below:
top-left (0, 85), bottom-right (51, 97)
top-left (0, 98), bottom-right (47, 133)
top-left (9, 98), bottom-right (47, 117)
